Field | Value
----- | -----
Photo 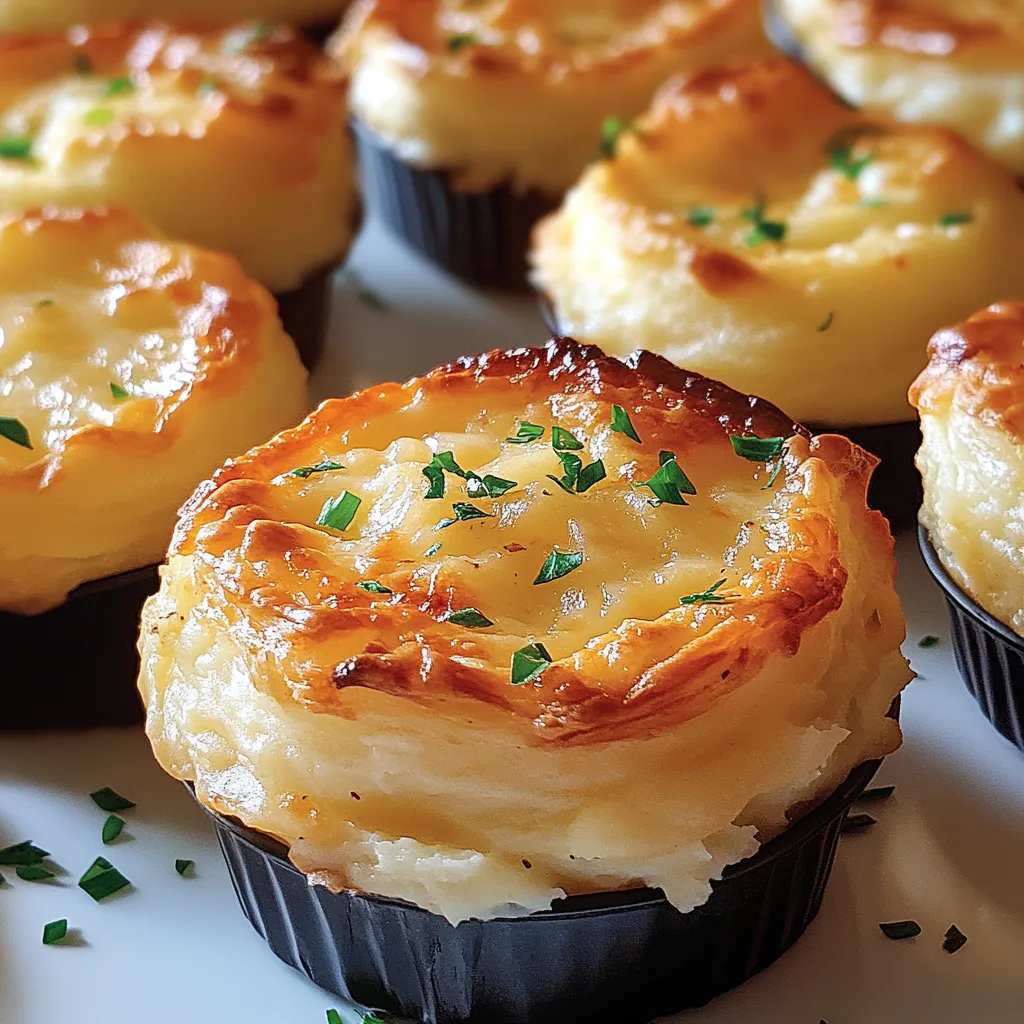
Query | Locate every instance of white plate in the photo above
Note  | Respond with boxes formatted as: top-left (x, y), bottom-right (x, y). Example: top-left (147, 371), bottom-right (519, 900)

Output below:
top-left (2, 221), bottom-right (1024, 1024)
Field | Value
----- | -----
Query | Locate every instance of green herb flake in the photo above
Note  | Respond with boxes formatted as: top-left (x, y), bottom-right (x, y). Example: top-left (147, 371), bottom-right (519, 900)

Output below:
top-left (446, 32), bottom-right (477, 52)
top-left (17, 864), bottom-right (55, 882)
top-left (943, 924), bottom-right (968, 954)
top-left (42, 919), bottom-right (68, 945)
top-left (575, 459), bottom-right (606, 493)
top-left (363, 1015), bottom-right (389, 1024)
top-left (285, 460), bottom-right (343, 479)
top-left (0, 841), bottom-right (49, 866)
top-left (340, 268), bottom-right (388, 310)
top-left (104, 76), bottom-right (134, 96)
top-left (0, 417), bottom-right (32, 450)
top-left (635, 451), bottom-right (696, 506)
top-left (817, 311), bottom-right (834, 332)
top-left (879, 920), bottom-right (921, 940)
top-left (198, 77), bottom-right (219, 97)
top-left (729, 435), bottom-right (786, 462)
top-left (938, 212), bottom-right (973, 227)
top-left (448, 608), bottom-right (494, 628)
top-left (356, 581), bottom-right (393, 595)
top-left (109, 382), bottom-right (129, 400)
top-left (326, 1012), bottom-right (344, 1024)
top-left (918, 635), bottom-right (940, 648)
top-left (534, 549), bottom-right (584, 585)
top-left (225, 20), bottom-right (273, 53)
top-left (551, 425), bottom-right (584, 451)
top-left (858, 784), bottom-right (896, 803)
top-left (610, 404), bottom-right (641, 443)
top-left (435, 502), bottom-right (493, 530)
top-left (36, 299), bottom-right (54, 308)
top-left (686, 206), bottom-right (715, 228)
top-left (859, 197), bottom-right (890, 209)
top-left (78, 857), bottom-right (131, 902)
top-left (175, 859), bottom-right (194, 877)
top-left (90, 787), bottom-right (135, 812)
top-left (679, 578), bottom-right (731, 607)
top-left (84, 107), bottom-right (116, 126)
top-left (466, 474), bottom-right (517, 499)
top-left (505, 422), bottom-right (544, 445)
top-left (599, 116), bottom-right (627, 160)
top-left (316, 491), bottom-right (361, 532)
top-left (101, 815), bottom-right (125, 845)
top-left (422, 451), bottom-right (467, 499)
top-left (828, 145), bottom-right (875, 180)
top-left (0, 136), bottom-right (33, 160)
top-left (742, 196), bottom-right (787, 248)
top-left (841, 812), bottom-right (877, 834)
top-left (73, 52), bottom-right (94, 75)
top-left (510, 642), bottom-right (553, 686)
top-left (424, 542), bottom-right (442, 557)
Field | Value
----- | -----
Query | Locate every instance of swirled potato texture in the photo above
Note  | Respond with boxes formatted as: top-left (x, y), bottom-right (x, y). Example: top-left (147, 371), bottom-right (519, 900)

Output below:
top-left (139, 339), bottom-right (910, 923)
top-left (911, 302), bottom-right (1024, 635)
top-left (0, 207), bottom-right (308, 614)
top-left (332, 0), bottom-right (771, 193)
top-left (0, 21), bottom-right (353, 292)
top-left (775, 0), bottom-right (1024, 175)
top-left (531, 60), bottom-right (1024, 427)
top-left (0, 1), bottom-right (347, 33)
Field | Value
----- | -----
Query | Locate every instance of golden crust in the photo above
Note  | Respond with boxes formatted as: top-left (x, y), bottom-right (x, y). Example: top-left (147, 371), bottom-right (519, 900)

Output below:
top-left (911, 302), bottom-right (1024, 634)
top-left (0, 206), bottom-right (309, 613)
top-left (776, 0), bottom-right (1024, 173)
top-left (140, 337), bottom-right (910, 920)
top-left (531, 60), bottom-right (1024, 426)
top-left (0, 21), bottom-right (354, 291)
top-left (331, 0), bottom-right (771, 192)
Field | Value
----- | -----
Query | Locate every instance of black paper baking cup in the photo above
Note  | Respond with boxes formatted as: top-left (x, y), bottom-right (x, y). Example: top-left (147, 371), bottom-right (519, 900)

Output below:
top-left (0, 564), bottom-right (158, 731)
top-left (919, 525), bottom-right (1024, 751)
top-left (352, 118), bottom-right (558, 291)
top-left (539, 297), bottom-right (921, 528)
top-left (273, 261), bottom-right (341, 371)
top-left (194, 750), bottom-right (882, 1024)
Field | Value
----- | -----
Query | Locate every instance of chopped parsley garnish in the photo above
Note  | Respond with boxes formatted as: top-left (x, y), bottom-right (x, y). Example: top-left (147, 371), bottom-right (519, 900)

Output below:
top-left (316, 491), bottom-right (361, 531)
top-left (859, 197), bottom-right (890, 208)
top-left (858, 785), bottom-right (896, 803)
top-left (534, 549), bottom-right (584, 585)
top-left (943, 924), bottom-right (967, 954)
top-left (547, 451), bottom-right (581, 493)
top-left (340, 267), bottom-right (388, 310)
top-left (918, 635), bottom-right (940, 648)
top-left (423, 451), bottom-right (467, 499)
top-left (505, 422), bottom-right (544, 445)
top-left (109, 382), bottom-right (129, 400)
top-left (285, 460), bottom-right (343, 479)
top-left (817, 311), bottom-right (834, 332)
top-left (36, 299), bottom-right (54, 308)
top-left (225, 20), bottom-right (273, 53)
top-left (599, 116), bottom-right (627, 160)
top-left (73, 52), bottom-right (93, 75)
top-left (363, 1014), bottom-right (389, 1024)
top-left (686, 207), bottom-right (715, 228)
top-left (0, 841), bottom-right (49, 865)
top-left (356, 581), bottom-right (392, 595)
top-left (938, 212), bottom-right (973, 227)
top-left (635, 451), bottom-right (696, 505)
top-left (16, 864), bottom-right (55, 882)
top-left (446, 32), bottom-right (477, 52)
top-left (551, 425), bottom-right (583, 451)
top-left (510, 642), bottom-right (553, 685)
top-left (435, 502), bottom-right (493, 530)
top-left (104, 76), bottom-right (134, 96)
top-left (0, 417), bottom-right (32, 450)
top-left (610, 404), bottom-right (641, 443)
top-left (575, 459), bottom-right (606, 493)
top-left (85, 107), bottom-right (115, 126)
top-left (466, 473), bottom-right (517, 499)
top-left (101, 815), bottom-right (125, 844)
top-left (90, 788), bottom-right (135, 812)
top-left (879, 920), bottom-right (921, 941)
top-left (742, 197), bottom-right (787, 248)
top-left (0, 136), bottom-right (33, 160)
top-left (841, 813), bottom-right (877, 834)
top-left (679, 578), bottom-right (730, 606)
top-left (448, 608), bottom-right (494, 628)
top-left (424, 542), bottom-right (442, 557)
top-left (326, 1012), bottom-right (343, 1024)
top-left (42, 919), bottom-right (68, 945)
top-left (729, 435), bottom-right (786, 462)
top-left (175, 859), bottom-right (194, 877)
top-left (828, 145), bottom-right (875, 180)
top-left (78, 857), bottom-right (131, 902)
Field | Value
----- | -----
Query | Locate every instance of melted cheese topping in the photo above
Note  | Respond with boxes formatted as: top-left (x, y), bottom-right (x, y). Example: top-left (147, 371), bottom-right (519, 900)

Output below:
top-left (139, 340), bottom-right (910, 922)
top-left (0, 207), bottom-right (308, 613)
top-left (531, 60), bottom-right (1024, 427)
top-left (332, 0), bottom-right (771, 193)
top-left (0, 1), bottom-right (347, 33)
top-left (775, 0), bottom-right (1024, 175)
top-left (911, 301), bottom-right (1024, 635)
top-left (0, 22), bottom-right (354, 292)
